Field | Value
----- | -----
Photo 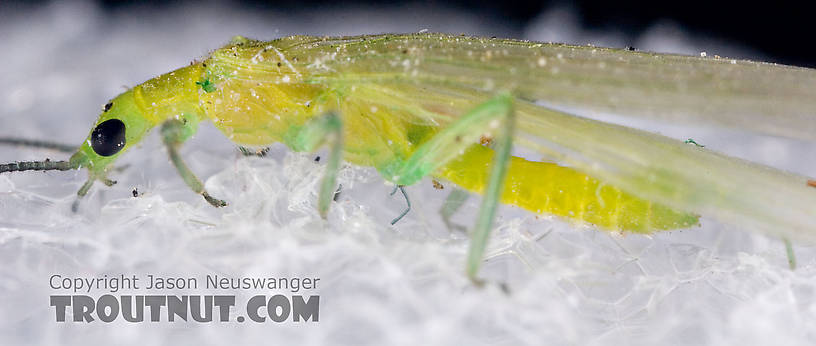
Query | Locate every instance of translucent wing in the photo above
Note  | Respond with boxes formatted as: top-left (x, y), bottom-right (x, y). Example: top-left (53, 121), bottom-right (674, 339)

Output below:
top-left (215, 34), bottom-right (816, 243)
top-left (286, 33), bottom-right (816, 140)
top-left (346, 81), bottom-right (816, 244)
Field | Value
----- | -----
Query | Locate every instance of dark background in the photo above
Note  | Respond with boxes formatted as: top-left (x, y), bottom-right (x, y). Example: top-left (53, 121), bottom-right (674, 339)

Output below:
top-left (5, 0), bottom-right (814, 67)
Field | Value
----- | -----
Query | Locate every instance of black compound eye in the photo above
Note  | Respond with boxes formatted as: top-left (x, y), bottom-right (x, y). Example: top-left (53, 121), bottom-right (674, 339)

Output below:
top-left (91, 119), bottom-right (126, 157)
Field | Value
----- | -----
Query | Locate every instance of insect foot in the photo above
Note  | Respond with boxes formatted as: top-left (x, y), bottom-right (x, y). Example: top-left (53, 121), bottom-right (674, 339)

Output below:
top-left (202, 192), bottom-right (228, 208)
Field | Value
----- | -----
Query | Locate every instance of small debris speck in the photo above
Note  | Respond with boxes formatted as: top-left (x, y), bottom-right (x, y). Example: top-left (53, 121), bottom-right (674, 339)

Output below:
top-left (684, 138), bottom-right (705, 147)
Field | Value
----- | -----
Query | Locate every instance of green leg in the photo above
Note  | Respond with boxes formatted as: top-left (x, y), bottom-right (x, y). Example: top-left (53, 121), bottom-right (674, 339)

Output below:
top-left (238, 146), bottom-right (270, 157)
top-left (466, 96), bottom-right (515, 284)
top-left (393, 93), bottom-right (514, 187)
top-left (440, 187), bottom-right (470, 232)
top-left (70, 173), bottom-right (119, 212)
top-left (161, 119), bottom-right (226, 208)
top-left (784, 238), bottom-right (797, 270)
top-left (390, 185), bottom-right (411, 225)
top-left (70, 178), bottom-right (96, 212)
top-left (287, 113), bottom-right (343, 219)
top-left (391, 93), bottom-right (515, 283)
top-left (101, 178), bottom-right (117, 187)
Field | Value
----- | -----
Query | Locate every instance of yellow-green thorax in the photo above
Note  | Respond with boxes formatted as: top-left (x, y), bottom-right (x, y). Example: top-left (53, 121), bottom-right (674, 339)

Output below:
top-left (199, 42), bottom-right (330, 147)
top-left (70, 64), bottom-right (206, 177)
top-left (132, 64), bottom-right (206, 127)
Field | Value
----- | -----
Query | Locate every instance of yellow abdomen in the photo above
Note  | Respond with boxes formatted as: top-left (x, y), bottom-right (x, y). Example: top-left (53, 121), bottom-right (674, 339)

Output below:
top-left (439, 145), bottom-right (699, 233)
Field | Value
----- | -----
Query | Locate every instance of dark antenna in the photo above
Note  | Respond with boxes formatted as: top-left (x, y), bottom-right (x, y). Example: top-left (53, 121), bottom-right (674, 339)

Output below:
top-left (0, 138), bottom-right (76, 153)
top-left (0, 136), bottom-right (78, 173)
top-left (0, 160), bottom-right (74, 174)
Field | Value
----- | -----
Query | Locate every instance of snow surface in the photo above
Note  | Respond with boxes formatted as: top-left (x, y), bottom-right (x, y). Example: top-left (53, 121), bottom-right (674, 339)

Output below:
top-left (0, 2), bottom-right (814, 345)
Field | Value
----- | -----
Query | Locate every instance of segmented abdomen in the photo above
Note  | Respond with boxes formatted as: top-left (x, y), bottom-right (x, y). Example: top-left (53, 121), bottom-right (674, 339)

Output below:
top-left (439, 145), bottom-right (699, 233)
